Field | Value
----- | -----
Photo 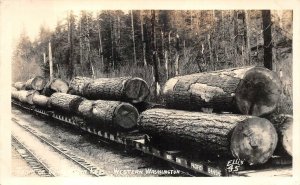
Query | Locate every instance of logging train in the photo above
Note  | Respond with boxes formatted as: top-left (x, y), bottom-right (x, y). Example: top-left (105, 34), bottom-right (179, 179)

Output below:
top-left (11, 66), bottom-right (293, 176)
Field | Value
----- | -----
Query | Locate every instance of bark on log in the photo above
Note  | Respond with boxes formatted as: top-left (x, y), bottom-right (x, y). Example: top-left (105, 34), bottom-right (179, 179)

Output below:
top-left (15, 90), bottom-right (40, 104)
top-left (76, 77), bottom-right (149, 103)
top-left (69, 76), bottom-right (92, 95)
top-left (11, 90), bottom-right (19, 99)
top-left (267, 114), bottom-right (292, 157)
top-left (25, 76), bottom-right (46, 91)
top-left (32, 94), bottom-right (51, 108)
top-left (163, 66), bottom-right (282, 116)
top-left (77, 99), bottom-right (139, 130)
top-left (14, 82), bottom-right (26, 90)
top-left (43, 78), bottom-right (69, 96)
top-left (50, 93), bottom-right (85, 113)
top-left (138, 108), bottom-right (278, 165)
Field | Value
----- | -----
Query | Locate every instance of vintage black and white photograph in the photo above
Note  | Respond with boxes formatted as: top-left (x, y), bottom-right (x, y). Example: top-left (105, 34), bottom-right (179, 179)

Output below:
top-left (1, 0), bottom-right (298, 181)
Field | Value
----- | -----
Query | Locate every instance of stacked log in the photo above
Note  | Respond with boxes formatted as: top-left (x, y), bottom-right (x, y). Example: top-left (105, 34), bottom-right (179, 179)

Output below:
top-left (11, 90), bottom-right (19, 100)
top-left (25, 76), bottom-right (46, 91)
top-left (267, 114), bottom-right (293, 157)
top-left (14, 82), bottom-right (26, 90)
top-left (163, 66), bottom-right (282, 116)
top-left (50, 93), bottom-right (85, 113)
top-left (69, 76), bottom-right (92, 95)
top-left (77, 99), bottom-right (139, 130)
top-left (69, 76), bottom-right (150, 103)
top-left (32, 94), bottom-right (51, 108)
top-left (14, 90), bottom-right (40, 104)
top-left (138, 108), bottom-right (278, 165)
top-left (43, 78), bottom-right (69, 96)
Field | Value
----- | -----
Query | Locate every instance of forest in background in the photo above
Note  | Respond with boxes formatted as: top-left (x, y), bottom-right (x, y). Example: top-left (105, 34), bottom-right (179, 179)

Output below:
top-left (11, 10), bottom-right (292, 112)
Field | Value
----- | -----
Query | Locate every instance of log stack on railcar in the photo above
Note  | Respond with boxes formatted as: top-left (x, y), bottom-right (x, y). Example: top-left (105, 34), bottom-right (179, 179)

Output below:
top-left (11, 66), bottom-right (292, 174)
top-left (137, 66), bottom-right (292, 165)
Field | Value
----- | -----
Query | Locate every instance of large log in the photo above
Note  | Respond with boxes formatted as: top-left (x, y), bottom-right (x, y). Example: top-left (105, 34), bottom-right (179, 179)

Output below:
top-left (70, 76), bottom-right (149, 103)
top-left (163, 66), bottom-right (282, 116)
top-left (50, 93), bottom-right (85, 113)
top-left (16, 90), bottom-right (40, 104)
top-left (32, 94), bottom-right (51, 108)
top-left (69, 76), bottom-right (92, 95)
top-left (25, 76), bottom-right (46, 91)
top-left (77, 99), bottom-right (139, 130)
top-left (14, 82), bottom-right (26, 90)
top-left (43, 78), bottom-right (69, 96)
top-left (138, 108), bottom-right (278, 165)
top-left (11, 90), bottom-right (19, 100)
top-left (267, 114), bottom-right (293, 157)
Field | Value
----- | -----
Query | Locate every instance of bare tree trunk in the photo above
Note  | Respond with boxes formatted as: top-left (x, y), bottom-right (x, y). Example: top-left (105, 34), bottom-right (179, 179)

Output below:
top-left (140, 11), bottom-right (147, 66)
top-left (98, 14), bottom-right (104, 71)
top-left (117, 15), bottom-right (121, 55)
top-left (244, 10), bottom-right (251, 65)
top-left (207, 34), bottom-right (214, 70)
top-left (110, 14), bottom-right (115, 70)
top-left (175, 33), bottom-right (180, 75)
top-left (232, 10), bottom-right (238, 66)
top-left (131, 10), bottom-right (137, 65)
top-left (43, 53), bottom-right (46, 64)
top-left (48, 41), bottom-right (53, 81)
top-left (168, 31), bottom-right (171, 75)
top-left (56, 64), bottom-right (60, 78)
top-left (262, 10), bottom-right (273, 70)
top-left (68, 11), bottom-right (74, 79)
top-left (79, 17), bottom-right (83, 76)
top-left (151, 10), bottom-right (160, 99)
top-left (161, 30), bottom-right (168, 79)
top-left (84, 15), bottom-right (95, 79)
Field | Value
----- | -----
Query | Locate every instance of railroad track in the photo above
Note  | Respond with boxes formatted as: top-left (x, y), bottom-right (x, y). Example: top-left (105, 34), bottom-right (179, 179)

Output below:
top-left (12, 118), bottom-right (106, 177)
top-left (11, 135), bottom-right (55, 177)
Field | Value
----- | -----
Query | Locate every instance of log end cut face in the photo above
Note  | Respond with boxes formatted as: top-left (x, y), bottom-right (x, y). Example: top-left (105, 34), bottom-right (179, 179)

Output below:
top-left (230, 117), bottom-right (278, 165)
top-left (32, 76), bottom-right (47, 91)
top-left (113, 103), bottom-right (139, 129)
top-left (51, 79), bottom-right (69, 93)
top-left (279, 115), bottom-right (293, 156)
top-left (123, 78), bottom-right (150, 103)
top-left (235, 67), bottom-right (282, 116)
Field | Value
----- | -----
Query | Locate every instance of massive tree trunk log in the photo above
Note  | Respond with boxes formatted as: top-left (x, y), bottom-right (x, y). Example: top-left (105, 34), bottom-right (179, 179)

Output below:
top-left (163, 66), bottom-right (282, 116)
top-left (50, 93), bottom-right (85, 113)
top-left (43, 78), bottom-right (69, 96)
top-left (25, 76), bottom-right (46, 91)
top-left (74, 77), bottom-right (150, 103)
top-left (15, 90), bottom-right (40, 104)
top-left (32, 94), bottom-right (51, 108)
top-left (77, 99), bottom-right (139, 130)
top-left (138, 108), bottom-right (278, 165)
top-left (69, 76), bottom-right (92, 95)
top-left (14, 82), bottom-right (26, 90)
top-left (267, 114), bottom-right (292, 157)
